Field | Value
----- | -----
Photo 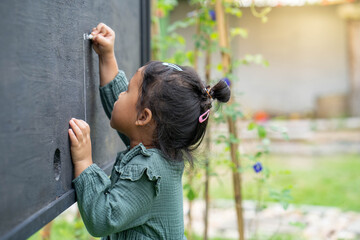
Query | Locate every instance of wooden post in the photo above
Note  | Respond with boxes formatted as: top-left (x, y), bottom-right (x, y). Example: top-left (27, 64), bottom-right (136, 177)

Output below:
top-left (40, 221), bottom-right (53, 240)
top-left (215, 1), bottom-right (245, 240)
top-left (338, 4), bottom-right (360, 116)
top-left (348, 20), bottom-right (360, 116)
top-left (203, 33), bottom-right (212, 240)
top-left (186, 12), bottom-right (201, 240)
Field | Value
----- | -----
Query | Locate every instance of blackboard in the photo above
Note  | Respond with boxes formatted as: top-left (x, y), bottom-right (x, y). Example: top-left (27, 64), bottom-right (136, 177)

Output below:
top-left (0, 0), bottom-right (150, 239)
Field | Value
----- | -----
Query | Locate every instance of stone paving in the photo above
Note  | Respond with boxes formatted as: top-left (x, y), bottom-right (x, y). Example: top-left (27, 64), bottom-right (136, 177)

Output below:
top-left (183, 199), bottom-right (360, 240)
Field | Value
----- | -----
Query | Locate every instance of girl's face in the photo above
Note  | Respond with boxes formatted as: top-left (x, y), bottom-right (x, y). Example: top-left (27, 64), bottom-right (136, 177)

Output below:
top-left (110, 67), bottom-right (144, 136)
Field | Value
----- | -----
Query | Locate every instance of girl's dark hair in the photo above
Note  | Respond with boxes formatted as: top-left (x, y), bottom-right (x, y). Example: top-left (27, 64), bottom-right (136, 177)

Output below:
top-left (138, 61), bottom-right (230, 162)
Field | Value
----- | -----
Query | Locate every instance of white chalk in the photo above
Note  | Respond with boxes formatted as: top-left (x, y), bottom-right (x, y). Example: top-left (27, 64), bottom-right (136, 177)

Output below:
top-left (83, 33), bottom-right (93, 40)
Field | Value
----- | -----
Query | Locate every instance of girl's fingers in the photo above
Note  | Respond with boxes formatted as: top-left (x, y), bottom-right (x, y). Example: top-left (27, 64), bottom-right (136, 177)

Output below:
top-left (68, 129), bottom-right (79, 145)
top-left (74, 118), bottom-right (90, 134)
top-left (96, 22), bottom-right (105, 30)
top-left (99, 26), bottom-right (107, 35)
top-left (93, 34), bottom-right (108, 46)
top-left (96, 23), bottom-right (107, 35)
top-left (73, 118), bottom-right (86, 130)
top-left (80, 120), bottom-right (90, 132)
top-left (96, 23), bottom-right (114, 37)
top-left (69, 119), bottom-right (83, 141)
top-left (91, 31), bottom-right (99, 37)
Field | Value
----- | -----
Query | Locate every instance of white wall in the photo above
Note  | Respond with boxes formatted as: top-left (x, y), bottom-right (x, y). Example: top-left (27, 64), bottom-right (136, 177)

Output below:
top-left (171, 2), bottom-right (349, 116)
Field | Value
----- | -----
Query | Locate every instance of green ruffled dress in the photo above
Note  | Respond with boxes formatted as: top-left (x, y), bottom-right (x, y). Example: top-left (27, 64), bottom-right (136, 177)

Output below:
top-left (72, 71), bottom-right (186, 240)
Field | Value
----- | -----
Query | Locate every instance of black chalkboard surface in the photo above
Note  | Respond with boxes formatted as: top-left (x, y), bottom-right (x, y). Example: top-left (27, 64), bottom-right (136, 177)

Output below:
top-left (0, 0), bottom-right (150, 239)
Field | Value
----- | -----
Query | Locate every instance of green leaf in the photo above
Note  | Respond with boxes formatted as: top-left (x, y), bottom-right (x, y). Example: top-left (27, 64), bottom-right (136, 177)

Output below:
top-left (244, 54), bottom-right (254, 62)
top-left (157, 0), bottom-right (178, 16)
top-left (255, 151), bottom-right (262, 159)
top-left (220, 46), bottom-right (231, 54)
top-left (223, 103), bottom-right (244, 121)
top-left (187, 188), bottom-right (197, 201)
top-left (183, 183), bottom-right (198, 201)
top-left (216, 134), bottom-right (227, 144)
top-left (289, 221), bottom-right (307, 230)
top-left (229, 133), bottom-right (240, 144)
top-left (269, 189), bottom-right (293, 210)
top-left (247, 154), bottom-right (255, 161)
top-left (257, 125), bottom-right (267, 139)
top-left (278, 169), bottom-right (292, 175)
top-left (263, 167), bottom-right (270, 178)
top-left (282, 132), bottom-right (290, 141)
top-left (262, 16), bottom-right (268, 23)
top-left (230, 27), bottom-right (248, 38)
top-left (176, 35), bottom-right (186, 45)
top-left (173, 50), bottom-right (187, 65)
top-left (248, 122), bottom-right (257, 130)
top-left (225, 7), bottom-right (243, 18)
top-left (210, 32), bottom-right (218, 40)
top-left (186, 51), bottom-right (194, 65)
top-left (226, 73), bottom-right (237, 82)
top-left (263, 59), bottom-right (270, 67)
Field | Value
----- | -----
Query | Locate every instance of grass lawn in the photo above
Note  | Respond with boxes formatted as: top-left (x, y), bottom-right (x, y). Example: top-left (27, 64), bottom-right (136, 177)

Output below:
top-left (208, 153), bottom-right (360, 211)
top-left (28, 217), bottom-right (99, 240)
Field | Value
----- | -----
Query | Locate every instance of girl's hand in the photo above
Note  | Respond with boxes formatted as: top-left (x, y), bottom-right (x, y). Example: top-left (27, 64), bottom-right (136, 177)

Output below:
top-left (68, 118), bottom-right (93, 177)
top-left (91, 23), bottom-right (115, 57)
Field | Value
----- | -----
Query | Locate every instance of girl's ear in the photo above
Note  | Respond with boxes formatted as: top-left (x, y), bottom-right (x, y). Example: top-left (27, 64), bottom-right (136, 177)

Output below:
top-left (135, 108), bottom-right (153, 126)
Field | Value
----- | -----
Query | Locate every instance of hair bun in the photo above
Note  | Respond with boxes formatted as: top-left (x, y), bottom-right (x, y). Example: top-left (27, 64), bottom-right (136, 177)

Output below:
top-left (209, 79), bottom-right (231, 103)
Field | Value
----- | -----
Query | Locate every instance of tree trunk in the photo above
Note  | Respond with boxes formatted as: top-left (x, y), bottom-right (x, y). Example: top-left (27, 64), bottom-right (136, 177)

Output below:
top-left (186, 170), bottom-right (194, 240)
top-left (203, 34), bottom-right (212, 240)
top-left (347, 20), bottom-right (360, 117)
top-left (215, 1), bottom-right (245, 240)
top-left (186, 13), bottom-right (201, 240)
top-left (40, 221), bottom-right (53, 240)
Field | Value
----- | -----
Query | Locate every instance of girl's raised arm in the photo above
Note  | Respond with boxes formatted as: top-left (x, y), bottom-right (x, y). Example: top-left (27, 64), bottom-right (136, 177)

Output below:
top-left (91, 23), bottom-right (118, 87)
top-left (99, 71), bottom-right (130, 146)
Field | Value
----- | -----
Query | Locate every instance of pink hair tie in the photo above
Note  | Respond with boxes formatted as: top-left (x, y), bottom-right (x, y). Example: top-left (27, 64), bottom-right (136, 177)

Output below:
top-left (199, 109), bottom-right (210, 123)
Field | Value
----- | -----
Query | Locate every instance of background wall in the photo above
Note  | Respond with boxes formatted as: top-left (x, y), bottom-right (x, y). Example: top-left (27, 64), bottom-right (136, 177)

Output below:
top-left (0, 1), bottom-right (149, 239)
top-left (172, 2), bottom-right (349, 116)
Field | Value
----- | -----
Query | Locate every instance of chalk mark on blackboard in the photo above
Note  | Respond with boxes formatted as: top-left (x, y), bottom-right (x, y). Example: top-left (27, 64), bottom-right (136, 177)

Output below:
top-left (82, 34), bottom-right (87, 122)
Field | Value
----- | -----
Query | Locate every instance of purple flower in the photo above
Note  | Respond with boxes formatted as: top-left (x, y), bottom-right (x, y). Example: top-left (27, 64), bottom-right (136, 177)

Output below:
top-left (209, 10), bottom-right (216, 21)
top-left (253, 162), bottom-right (263, 173)
top-left (223, 77), bottom-right (231, 87)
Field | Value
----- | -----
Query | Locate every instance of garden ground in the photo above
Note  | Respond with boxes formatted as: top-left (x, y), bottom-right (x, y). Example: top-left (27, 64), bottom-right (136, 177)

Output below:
top-left (29, 152), bottom-right (360, 240)
top-left (29, 118), bottom-right (360, 239)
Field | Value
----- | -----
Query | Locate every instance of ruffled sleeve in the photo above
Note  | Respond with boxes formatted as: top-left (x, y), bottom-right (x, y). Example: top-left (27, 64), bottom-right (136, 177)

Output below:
top-left (99, 70), bottom-right (130, 146)
top-left (72, 163), bottom-right (157, 237)
top-left (72, 144), bottom-right (162, 237)
top-left (115, 164), bottom-right (161, 197)
top-left (114, 144), bottom-right (162, 196)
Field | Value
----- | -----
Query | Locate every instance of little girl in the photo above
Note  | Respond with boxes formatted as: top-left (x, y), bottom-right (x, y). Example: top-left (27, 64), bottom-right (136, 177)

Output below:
top-left (68, 23), bottom-right (230, 240)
